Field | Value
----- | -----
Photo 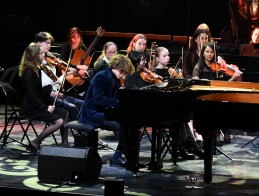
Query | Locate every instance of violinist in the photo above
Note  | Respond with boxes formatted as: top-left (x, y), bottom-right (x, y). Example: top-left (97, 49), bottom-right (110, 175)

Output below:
top-left (18, 42), bottom-right (70, 153)
top-left (192, 42), bottom-right (242, 81)
top-left (35, 32), bottom-right (83, 121)
top-left (153, 46), bottom-right (183, 79)
top-left (125, 50), bottom-right (160, 89)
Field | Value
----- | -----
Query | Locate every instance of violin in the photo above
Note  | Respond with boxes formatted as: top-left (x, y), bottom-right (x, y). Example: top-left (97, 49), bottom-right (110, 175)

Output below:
top-left (210, 56), bottom-right (243, 76)
top-left (140, 68), bottom-right (163, 84)
top-left (45, 52), bottom-right (85, 86)
top-left (40, 63), bottom-right (58, 82)
top-left (45, 52), bottom-right (68, 72)
top-left (120, 78), bottom-right (125, 87)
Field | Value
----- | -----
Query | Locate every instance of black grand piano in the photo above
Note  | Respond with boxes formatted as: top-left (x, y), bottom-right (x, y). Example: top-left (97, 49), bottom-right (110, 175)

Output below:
top-left (105, 78), bottom-right (259, 184)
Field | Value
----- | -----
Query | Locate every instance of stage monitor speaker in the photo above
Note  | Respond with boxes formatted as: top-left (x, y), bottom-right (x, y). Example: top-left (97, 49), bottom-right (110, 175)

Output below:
top-left (38, 146), bottom-right (102, 183)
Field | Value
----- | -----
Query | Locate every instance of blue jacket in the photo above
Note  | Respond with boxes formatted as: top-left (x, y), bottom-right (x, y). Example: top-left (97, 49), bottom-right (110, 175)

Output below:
top-left (77, 67), bottom-right (119, 127)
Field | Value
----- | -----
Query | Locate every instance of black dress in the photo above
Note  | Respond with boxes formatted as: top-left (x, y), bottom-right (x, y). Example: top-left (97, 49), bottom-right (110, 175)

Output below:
top-left (20, 68), bottom-right (68, 122)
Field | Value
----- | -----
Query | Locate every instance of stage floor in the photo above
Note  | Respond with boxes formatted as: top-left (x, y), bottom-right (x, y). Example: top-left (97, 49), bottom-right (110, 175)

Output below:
top-left (1, 106), bottom-right (259, 195)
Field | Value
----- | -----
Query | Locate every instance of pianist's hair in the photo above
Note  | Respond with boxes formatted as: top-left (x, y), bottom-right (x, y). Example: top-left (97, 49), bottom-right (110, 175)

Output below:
top-left (109, 54), bottom-right (135, 75)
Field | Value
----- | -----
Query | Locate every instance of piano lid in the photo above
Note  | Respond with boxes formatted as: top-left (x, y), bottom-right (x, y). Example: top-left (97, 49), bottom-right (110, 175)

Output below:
top-left (139, 78), bottom-right (259, 92)
top-left (191, 80), bottom-right (259, 92)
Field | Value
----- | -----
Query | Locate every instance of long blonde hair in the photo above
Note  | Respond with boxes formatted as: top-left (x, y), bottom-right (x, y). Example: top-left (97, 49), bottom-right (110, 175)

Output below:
top-left (19, 42), bottom-right (41, 77)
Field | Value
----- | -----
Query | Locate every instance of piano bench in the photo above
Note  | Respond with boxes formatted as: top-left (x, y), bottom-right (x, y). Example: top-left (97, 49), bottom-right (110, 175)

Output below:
top-left (64, 120), bottom-right (98, 149)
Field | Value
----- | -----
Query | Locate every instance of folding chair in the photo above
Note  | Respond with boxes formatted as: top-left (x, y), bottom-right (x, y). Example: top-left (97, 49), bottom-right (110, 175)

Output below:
top-left (0, 82), bottom-right (58, 150)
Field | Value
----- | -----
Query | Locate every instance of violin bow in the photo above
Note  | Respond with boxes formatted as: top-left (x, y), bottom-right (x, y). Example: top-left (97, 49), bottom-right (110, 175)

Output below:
top-left (213, 41), bottom-right (218, 78)
top-left (52, 50), bottom-right (72, 106)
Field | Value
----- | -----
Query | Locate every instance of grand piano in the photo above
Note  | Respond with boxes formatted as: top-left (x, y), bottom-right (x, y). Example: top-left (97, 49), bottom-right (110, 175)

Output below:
top-left (105, 78), bottom-right (259, 184)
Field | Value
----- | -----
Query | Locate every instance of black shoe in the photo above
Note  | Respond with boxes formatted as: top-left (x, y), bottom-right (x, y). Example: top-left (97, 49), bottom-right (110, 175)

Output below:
top-left (192, 147), bottom-right (204, 159)
top-left (26, 143), bottom-right (39, 155)
top-left (110, 158), bottom-right (125, 167)
top-left (179, 148), bottom-right (195, 160)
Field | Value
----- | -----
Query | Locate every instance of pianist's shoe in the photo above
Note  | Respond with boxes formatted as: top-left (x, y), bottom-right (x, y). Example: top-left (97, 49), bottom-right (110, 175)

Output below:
top-left (110, 157), bottom-right (125, 167)
top-left (179, 147), bottom-right (195, 160)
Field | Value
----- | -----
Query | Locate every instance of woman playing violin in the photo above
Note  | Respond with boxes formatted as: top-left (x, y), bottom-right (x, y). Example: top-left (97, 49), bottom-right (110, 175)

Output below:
top-left (153, 46), bottom-right (183, 79)
top-left (125, 50), bottom-right (162, 89)
top-left (192, 42), bottom-right (242, 81)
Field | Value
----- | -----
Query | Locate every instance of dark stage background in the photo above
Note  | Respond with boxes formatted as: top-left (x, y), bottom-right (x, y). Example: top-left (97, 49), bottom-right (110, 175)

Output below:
top-left (0, 0), bottom-right (245, 68)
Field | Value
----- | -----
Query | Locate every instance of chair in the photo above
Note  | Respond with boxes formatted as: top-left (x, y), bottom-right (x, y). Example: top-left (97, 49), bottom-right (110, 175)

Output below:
top-left (0, 82), bottom-right (57, 150)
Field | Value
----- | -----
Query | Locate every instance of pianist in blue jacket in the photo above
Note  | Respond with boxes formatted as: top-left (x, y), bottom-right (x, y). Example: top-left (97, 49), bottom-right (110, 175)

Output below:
top-left (77, 54), bottom-right (134, 167)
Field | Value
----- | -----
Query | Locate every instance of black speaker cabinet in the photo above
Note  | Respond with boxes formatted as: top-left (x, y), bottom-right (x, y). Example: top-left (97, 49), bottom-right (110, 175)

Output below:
top-left (38, 146), bottom-right (102, 183)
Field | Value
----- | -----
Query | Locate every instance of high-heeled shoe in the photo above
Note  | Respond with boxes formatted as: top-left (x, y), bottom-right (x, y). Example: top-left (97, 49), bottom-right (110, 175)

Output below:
top-left (26, 143), bottom-right (39, 155)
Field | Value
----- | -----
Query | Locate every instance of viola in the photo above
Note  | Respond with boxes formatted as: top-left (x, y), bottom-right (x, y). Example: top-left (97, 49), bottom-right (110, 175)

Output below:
top-left (140, 68), bottom-right (163, 84)
top-left (210, 56), bottom-right (243, 76)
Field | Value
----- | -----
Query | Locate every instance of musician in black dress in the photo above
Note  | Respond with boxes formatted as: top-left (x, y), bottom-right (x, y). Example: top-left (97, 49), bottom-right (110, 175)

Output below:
top-left (192, 42), bottom-right (242, 81)
top-left (18, 43), bottom-right (70, 154)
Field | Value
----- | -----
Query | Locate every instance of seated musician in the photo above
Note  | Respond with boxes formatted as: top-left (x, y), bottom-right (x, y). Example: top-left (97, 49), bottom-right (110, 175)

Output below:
top-left (124, 50), bottom-right (203, 170)
top-left (77, 54), bottom-right (134, 168)
top-left (35, 32), bottom-right (83, 121)
top-left (192, 42), bottom-right (242, 81)
top-left (93, 41), bottom-right (118, 75)
top-left (153, 46), bottom-right (183, 79)
top-left (192, 42), bottom-right (242, 145)
top-left (59, 27), bottom-right (89, 98)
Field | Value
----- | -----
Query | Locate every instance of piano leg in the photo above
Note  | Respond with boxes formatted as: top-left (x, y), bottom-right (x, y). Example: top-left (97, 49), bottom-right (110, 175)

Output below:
top-left (148, 127), bottom-right (163, 170)
top-left (202, 131), bottom-right (216, 184)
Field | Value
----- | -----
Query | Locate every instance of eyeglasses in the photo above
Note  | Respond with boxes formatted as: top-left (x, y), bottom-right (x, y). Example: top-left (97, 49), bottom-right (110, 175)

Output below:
top-left (106, 51), bottom-right (117, 55)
